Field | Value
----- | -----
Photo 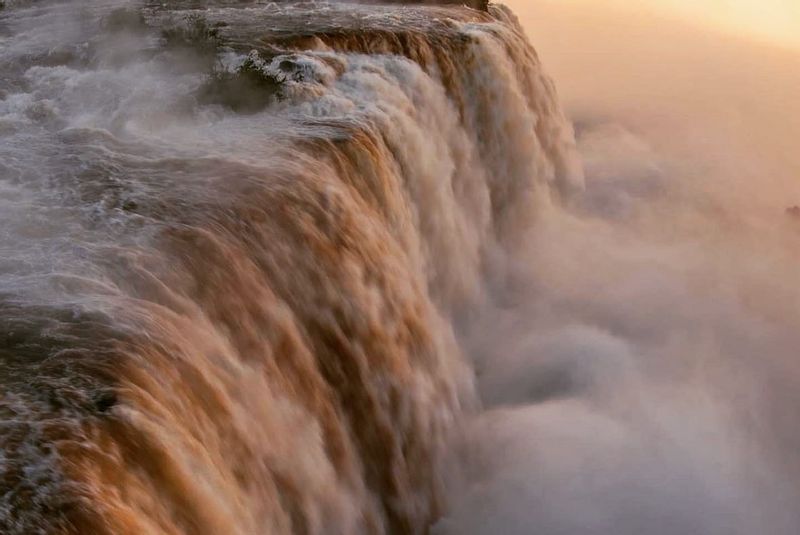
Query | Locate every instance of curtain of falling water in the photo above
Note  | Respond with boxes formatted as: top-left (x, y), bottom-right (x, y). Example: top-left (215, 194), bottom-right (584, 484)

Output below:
top-left (0, 1), bottom-right (581, 533)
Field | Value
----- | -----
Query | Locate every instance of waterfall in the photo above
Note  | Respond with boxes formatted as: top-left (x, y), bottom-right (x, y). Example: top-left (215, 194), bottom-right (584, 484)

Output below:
top-left (0, 1), bottom-right (581, 533)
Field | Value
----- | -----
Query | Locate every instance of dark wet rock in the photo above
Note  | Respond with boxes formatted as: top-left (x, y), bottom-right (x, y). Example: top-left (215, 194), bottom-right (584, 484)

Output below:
top-left (199, 54), bottom-right (282, 113)
top-left (121, 200), bottom-right (139, 212)
top-left (92, 391), bottom-right (117, 414)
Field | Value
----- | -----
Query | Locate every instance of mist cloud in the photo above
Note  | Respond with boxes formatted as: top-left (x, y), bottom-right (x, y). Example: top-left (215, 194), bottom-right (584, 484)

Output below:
top-left (436, 2), bottom-right (800, 533)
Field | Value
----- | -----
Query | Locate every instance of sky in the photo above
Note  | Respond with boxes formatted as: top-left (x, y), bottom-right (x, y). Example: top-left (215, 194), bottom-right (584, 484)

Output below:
top-left (645, 0), bottom-right (800, 49)
top-left (518, 0), bottom-right (800, 50)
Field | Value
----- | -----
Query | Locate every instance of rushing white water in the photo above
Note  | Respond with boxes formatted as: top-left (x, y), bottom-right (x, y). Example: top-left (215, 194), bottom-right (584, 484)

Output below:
top-left (0, 1), bottom-right (582, 533)
top-left (3, 0), bottom-right (800, 534)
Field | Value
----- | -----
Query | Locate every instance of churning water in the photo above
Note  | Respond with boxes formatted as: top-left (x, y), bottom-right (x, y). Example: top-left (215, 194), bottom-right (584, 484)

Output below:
top-left (1, 1), bottom-right (799, 534)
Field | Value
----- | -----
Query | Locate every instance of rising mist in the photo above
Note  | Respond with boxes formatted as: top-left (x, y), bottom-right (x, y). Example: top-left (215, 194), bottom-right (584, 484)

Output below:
top-left (435, 2), bottom-right (800, 534)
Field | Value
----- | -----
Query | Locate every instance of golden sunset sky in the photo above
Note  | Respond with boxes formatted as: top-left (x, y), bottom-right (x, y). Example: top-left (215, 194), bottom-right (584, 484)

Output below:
top-left (508, 0), bottom-right (800, 50)
top-left (625, 0), bottom-right (800, 48)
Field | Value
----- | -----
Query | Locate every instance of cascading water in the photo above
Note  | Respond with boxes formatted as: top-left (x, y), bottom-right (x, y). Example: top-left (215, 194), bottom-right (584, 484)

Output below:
top-left (0, 1), bottom-right (582, 533)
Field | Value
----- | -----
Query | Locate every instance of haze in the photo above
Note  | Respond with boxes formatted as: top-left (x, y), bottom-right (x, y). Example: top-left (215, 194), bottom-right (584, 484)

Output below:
top-left (435, 2), bottom-right (800, 534)
top-left (509, 0), bottom-right (800, 50)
